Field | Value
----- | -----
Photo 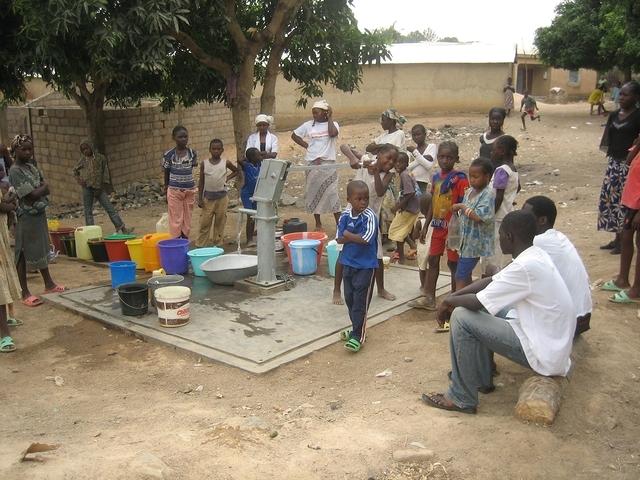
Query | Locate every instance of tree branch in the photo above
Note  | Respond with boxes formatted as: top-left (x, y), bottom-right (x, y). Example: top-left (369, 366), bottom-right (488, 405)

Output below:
top-left (225, 0), bottom-right (249, 53)
top-left (170, 30), bottom-right (233, 77)
top-left (260, 0), bottom-right (304, 44)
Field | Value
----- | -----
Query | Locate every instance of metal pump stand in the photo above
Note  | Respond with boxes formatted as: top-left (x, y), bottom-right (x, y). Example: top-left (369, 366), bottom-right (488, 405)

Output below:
top-left (238, 159), bottom-right (291, 287)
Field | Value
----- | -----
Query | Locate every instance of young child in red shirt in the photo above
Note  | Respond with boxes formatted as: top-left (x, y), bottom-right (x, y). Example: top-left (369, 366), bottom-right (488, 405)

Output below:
top-left (409, 141), bottom-right (469, 313)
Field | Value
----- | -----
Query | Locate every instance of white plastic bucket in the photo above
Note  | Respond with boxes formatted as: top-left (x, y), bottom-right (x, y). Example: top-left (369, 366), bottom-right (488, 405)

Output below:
top-left (154, 286), bottom-right (191, 328)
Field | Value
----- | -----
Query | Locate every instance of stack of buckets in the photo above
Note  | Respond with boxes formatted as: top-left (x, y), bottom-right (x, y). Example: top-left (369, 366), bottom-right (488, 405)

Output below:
top-left (282, 232), bottom-right (328, 276)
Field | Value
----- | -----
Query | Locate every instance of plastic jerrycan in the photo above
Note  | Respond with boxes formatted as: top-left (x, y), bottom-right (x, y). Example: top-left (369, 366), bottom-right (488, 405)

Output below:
top-left (75, 226), bottom-right (103, 260)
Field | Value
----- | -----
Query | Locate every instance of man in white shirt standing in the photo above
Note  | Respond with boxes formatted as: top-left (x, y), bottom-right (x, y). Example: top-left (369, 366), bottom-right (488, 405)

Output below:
top-left (523, 195), bottom-right (592, 336)
top-left (421, 210), bottom-right (576, 414)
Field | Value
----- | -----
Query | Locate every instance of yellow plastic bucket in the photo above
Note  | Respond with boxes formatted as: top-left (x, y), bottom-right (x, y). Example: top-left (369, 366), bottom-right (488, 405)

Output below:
top-left (47, 219), bottom-right (60, 231)
top-left (125, 239), bottom-right (145, 270)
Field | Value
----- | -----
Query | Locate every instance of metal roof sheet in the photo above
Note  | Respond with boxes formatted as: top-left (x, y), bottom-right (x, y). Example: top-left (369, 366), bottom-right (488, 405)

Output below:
top-left (382, 42), bottom-right (516, 65)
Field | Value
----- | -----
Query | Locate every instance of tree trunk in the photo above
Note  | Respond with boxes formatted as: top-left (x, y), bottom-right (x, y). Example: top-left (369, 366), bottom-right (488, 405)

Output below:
top-left (0, 105), bottom-right (9, 144)
top-left (260, 67), bottom-right (278, 117)
top-left (231, 58), bottom-right (257, 161)
top-left (85, 101), bottom-right (106, 154)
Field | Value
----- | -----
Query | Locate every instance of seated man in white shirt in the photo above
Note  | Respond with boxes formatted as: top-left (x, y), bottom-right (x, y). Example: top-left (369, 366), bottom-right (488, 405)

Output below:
top-left (421, 210), bottom-right (576, 414)
top-left (523, 195), bottom-right (592, 336)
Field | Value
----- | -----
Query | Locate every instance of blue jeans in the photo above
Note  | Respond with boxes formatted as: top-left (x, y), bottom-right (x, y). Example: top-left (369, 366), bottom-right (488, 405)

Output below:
top-left (82, 187), bottom-right (124, 230)
top-left (447, 307), bottom-right (530, 409)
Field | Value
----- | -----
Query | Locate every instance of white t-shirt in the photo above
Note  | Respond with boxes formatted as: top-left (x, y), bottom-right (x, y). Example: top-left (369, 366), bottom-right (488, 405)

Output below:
top-left (476, 246), bottom-right (576, 376)
top-left (408, 144), bottom-right (437, 184)
top-left (246, 131), bottom-right (279, 154)
top-left (293, 120), bottom-right (339, 162)
top-left (534, 229), bottom-right (592, 317)
top-left (373, 130), bottom-right (406, 151)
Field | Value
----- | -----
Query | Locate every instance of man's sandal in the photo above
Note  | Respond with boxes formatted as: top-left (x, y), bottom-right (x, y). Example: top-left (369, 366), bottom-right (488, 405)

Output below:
top-left (0, 336), bottom-right (16, 353)
top-left (421, 392), bottom-right (476, 414)
top-left (344, 338), bottom-right (361, 352)
top-left (434, 321), bottom-right (450, 333)
top-left (408, 298), bottom-right (437, 311)
top-left (609, 290), bottom-right (640, 304)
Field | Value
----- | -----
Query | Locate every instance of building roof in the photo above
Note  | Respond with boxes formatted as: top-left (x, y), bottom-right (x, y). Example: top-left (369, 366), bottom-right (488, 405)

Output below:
top-left (382, 42), bottom-right (516, 65)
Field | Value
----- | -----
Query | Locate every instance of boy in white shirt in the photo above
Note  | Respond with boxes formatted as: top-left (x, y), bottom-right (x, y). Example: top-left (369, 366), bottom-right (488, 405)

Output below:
top-left (421, 210), bottom-right (575, 414)
top-left (523, 195), bottom-right (592, 336)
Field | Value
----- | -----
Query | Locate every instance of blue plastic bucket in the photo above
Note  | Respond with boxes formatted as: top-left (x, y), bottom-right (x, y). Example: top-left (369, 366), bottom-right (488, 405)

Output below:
top-left (158, 238), bottom-right (190, 275)
top-left (187, 247), bottom-right (225, 277)
top-left (326, 240), bottom-right (339, 277)
top-left (109, 261), bottom-right (137, 289)
top-left (290, 239), bottom-right (321, 275)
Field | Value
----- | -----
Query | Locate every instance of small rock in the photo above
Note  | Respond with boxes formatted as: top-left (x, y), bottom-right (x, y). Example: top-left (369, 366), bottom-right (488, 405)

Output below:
top-left (392, 448), bottom-right (435, 463)
top-left (409, 442), bottom-right (427, 449)
top-left (270, 431), bottom-right (278, 439)
top-left (328, 400), bottom-right (343, 411)
top-left (216, 393), bottom-right (224, 399)
top-left (307, 444), bottom-right (321, 450)
top-left (129, 451), bottom-right (173, 479)
top-left (403, 357), bottom-right (414, 363)
top-left (375, 369), bottom-right (392, 378)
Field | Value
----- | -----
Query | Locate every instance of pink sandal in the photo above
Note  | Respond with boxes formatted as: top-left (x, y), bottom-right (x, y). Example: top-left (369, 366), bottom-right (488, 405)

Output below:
top-left (22, 295), bottom-right (43, 307)
top-left (44, 285), bottom-right (66, 294)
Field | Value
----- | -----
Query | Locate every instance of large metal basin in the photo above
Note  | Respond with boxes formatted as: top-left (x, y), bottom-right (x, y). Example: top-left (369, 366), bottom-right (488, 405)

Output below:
top-left (200, 254), bottom-right (258, 285)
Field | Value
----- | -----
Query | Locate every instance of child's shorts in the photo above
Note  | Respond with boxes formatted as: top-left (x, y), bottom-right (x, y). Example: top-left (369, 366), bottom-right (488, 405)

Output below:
top-left (455, 257), bottom-right (479, 280)
top-left (429, 229), bottom-right (459, 262)
top-left (388, 211), bottom-right (418, 242)
top-left (240, 189), bottom-right (257, 210)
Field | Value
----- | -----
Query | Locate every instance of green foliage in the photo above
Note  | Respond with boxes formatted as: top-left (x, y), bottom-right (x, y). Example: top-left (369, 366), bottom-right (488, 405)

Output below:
top-left (374, 24), bottom-right (438, 44)
top-left (438, 36), bottom-right (459, 43)
top-left (12, 0), bottom-right (187, 107)
top-left (535, 0), bottom-right (640, 75)
top-left (0, 4), bottom-right (30, 104)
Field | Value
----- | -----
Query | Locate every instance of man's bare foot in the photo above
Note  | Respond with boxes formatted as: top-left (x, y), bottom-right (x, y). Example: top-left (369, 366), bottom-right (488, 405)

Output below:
top-left (378, 289), bottom-right (396, 301)
top-left (332, 290), bottom-right (344, 305)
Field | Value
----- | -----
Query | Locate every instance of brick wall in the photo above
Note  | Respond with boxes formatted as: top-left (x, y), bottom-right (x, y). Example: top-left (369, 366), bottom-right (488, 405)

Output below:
top-left (6, 99), bottom-right (259, 204)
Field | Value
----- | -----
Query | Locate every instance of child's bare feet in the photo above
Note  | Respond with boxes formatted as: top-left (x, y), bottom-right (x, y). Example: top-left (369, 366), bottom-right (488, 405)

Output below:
top-left (332, 290), bottom-right (344, 305)
top-left (378, 289), bottom-right (396, 301)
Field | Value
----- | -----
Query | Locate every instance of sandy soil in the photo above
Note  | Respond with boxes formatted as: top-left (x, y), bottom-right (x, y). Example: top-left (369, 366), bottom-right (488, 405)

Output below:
top-left (2, 101), bottom-right (640, 480)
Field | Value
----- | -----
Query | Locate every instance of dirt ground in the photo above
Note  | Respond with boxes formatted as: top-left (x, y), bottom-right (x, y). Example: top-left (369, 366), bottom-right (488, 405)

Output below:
top-left (2, 101), bottom-right (640, 480)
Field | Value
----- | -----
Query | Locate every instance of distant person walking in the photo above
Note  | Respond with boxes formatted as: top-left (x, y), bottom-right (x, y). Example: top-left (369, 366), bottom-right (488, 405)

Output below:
top-left (503, 77), bottom-right (515, 116)
top-left (73, 140), bottom-right (131, 234)
top-left (520, 91), bottom-right (540, 130)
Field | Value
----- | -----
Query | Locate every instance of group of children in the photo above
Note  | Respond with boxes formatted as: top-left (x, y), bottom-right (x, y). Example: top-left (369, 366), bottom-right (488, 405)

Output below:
top-left (336, 107), bottom-right (522, 350)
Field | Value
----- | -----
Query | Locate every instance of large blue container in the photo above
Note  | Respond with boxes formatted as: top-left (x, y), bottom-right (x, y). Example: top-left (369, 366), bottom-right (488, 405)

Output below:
top-left (187, 247), bottom-right (225, 277)
top-left (109, 261), bottom-right (137, 289)
top-left (290, 239), bottom-right (321, 275)
top-left (158, 238), bottom-right (190, 275)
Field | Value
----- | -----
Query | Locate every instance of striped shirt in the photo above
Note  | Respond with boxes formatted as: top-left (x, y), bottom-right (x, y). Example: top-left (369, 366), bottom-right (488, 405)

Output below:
top-left (337, 206), bottom-right (378, 269)
top-left (162, 147), bottom-right (198, 189)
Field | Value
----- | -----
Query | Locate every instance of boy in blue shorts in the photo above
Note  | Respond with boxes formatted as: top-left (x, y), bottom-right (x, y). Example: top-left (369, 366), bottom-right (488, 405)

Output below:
top-left (337, 180), bottom-right (379, 353)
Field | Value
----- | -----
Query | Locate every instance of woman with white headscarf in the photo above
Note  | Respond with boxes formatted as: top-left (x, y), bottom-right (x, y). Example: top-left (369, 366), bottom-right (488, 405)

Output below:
top-left (246, 114), bottom-right (278, 159)
top-left (291, 99), bottom-right (341, 231)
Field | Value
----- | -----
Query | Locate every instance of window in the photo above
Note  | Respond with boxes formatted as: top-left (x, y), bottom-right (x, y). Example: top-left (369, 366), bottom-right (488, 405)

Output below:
top-left (568, 70), bottom-right (580, 85)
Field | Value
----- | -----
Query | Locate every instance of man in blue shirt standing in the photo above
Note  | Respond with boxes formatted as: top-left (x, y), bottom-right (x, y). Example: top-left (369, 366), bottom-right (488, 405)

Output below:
top-left (337, 180), bottom-right (379, 353)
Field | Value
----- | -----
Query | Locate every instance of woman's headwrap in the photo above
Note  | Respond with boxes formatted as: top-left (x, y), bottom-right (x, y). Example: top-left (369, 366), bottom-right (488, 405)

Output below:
top-left (382, 108), bottom-right (407, 129)
top-left (312, 99), bottom-right (330, 111)
top-left (10, 134), bottom-right (33, 154)
top-left (80, 139), bottom-right (94, 154)
top-left (255, 114), bottom-right (274, 126)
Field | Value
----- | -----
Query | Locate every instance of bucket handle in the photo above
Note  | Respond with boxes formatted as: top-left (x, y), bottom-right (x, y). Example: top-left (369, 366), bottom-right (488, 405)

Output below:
top-left (117, 290), bottom-right (148, 311)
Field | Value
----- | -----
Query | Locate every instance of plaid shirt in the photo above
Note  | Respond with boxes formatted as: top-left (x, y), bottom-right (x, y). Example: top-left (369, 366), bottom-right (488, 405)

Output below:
top-left (73, 153), bottom-right (107, 189)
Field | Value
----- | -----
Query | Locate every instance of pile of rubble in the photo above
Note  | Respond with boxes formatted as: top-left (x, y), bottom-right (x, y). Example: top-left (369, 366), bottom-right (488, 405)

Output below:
top-left (427, 124), bottom-right (485, 141)
top-left (50, 178), bottom-right (168, 219)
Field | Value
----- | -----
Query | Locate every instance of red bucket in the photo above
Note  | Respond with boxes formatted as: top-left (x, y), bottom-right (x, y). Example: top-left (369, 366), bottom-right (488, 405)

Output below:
top-left (281, 232), bottom-right (328, 266)
top-left (49, 227), bottom-right (75, 254)
top-left (104, 234), bottom-right (137, 261)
